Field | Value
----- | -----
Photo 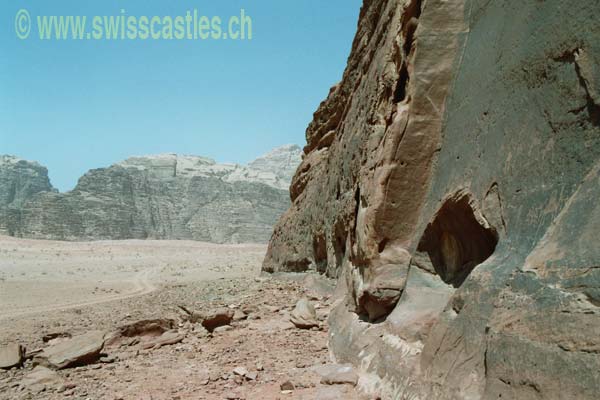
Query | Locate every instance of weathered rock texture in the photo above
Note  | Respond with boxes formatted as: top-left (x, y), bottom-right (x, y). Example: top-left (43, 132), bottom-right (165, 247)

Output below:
top-left (0, 145), bottom-right (301, 243)
top-left (264, 0), bottom-right (600, 399)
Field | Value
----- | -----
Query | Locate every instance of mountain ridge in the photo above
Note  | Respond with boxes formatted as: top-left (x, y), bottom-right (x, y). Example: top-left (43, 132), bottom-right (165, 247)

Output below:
top-left (0, 145), bottom-right (301, 243)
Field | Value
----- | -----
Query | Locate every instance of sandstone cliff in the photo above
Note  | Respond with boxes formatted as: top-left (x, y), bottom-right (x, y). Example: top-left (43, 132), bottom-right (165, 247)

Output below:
top-left (0, 155), bottom-right (55, 208)
top-left (263, 0), bottom-right (600, 398)
top-left (0, 145), bottom-right (301, 243)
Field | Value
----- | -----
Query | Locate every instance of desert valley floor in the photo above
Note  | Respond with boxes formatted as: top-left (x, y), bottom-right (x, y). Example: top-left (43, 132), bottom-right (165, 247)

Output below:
top-left (0, 236), bottom-right (364, 400)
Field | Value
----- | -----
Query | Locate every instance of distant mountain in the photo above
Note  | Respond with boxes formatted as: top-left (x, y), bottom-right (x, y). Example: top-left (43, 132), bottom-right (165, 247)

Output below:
top-left (0, 145), bottom-right (302, 243)
top-left (0, 155), bottom-right (55, 208)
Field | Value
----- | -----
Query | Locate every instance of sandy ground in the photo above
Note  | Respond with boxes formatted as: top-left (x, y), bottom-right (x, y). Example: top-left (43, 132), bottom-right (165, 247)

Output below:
top-left (0, 236), bottom-right (264, 320)
top-left (0, 236), bottom-right (366, 400)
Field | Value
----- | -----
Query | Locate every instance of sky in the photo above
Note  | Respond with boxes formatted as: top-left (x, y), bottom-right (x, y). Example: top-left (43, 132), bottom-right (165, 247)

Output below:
top-left (0, 0), bottom-right (361, 192)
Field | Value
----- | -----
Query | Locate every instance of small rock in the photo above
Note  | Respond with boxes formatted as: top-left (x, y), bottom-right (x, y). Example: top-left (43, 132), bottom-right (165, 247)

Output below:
top-left (224, 391), bottom-right (245, 400)
top-left (0, 343), bottom-right (24, 369)
top-left (200, 308), bottom-right (234, 332)
top-left (233, 310), bottom-right (247, 321)
top-left (314, 364), bottom-right (359, 386)
top-left (194, 324), bottom-right (211, 338)
top-left (290, 299), bottom-right (319, 329)
top-left (232, 366), bottom-right (248, 377)
top-left (58, 382), bottom-right (76, 392)
top-left (280, 380), bottom-right (295, 391)
top-left (20, 366), bottom-right (62, 391)
top-left (245, 371), bottom-right (258, 381)
top-left (213, 325), bottom-right (233, 334)
top-left (264, 305), bottom-right (280, 313)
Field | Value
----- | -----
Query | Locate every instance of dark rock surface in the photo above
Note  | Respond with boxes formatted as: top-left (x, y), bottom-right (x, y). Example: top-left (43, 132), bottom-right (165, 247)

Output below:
top-left (0, 145), bottom-right (301, 243)
top-left (263, 0), bottom-right (600, 398)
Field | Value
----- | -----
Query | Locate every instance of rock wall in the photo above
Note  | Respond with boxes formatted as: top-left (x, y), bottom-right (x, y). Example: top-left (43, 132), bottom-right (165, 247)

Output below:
top-left (0, 156), bottom-right (56, 236)
top-left (0, 145), bottom-right (301, 243)
top-left (0, 155), bottom-right (54, 208)
top-left (263, 0), bottom-right (600, 398)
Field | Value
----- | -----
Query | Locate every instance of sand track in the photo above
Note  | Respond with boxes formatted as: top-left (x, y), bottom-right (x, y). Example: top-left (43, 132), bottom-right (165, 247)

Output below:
top-left (0, 235), bottom-right (265, 321)
top-left (0, 268), bottom-right (158, 320)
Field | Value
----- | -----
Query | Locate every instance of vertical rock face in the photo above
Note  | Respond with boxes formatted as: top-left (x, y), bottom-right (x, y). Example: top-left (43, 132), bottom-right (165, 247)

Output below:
top-left (0, 156), bottom-right (55, 236)
top-left (0, 145), bottom-right (302, 243)
top-left (263, 0), bottom-right (600, 399)
top-left (0, 156), bottom-right (54, 207)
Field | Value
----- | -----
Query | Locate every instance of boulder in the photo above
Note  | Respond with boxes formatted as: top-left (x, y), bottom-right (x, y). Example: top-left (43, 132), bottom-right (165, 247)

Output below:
top-left (34, 330), bottom-right (105, 369)
top-left (200, 308), bottom-right (234, 332)
top-left (290, 299), bottom-right (319, 329)
top-left (0, 343), bottom-right (24, 369)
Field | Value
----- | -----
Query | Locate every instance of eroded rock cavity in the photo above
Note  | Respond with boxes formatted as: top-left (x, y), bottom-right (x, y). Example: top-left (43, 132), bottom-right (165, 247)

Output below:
top-left (417, 192), bottom-right (498, 287)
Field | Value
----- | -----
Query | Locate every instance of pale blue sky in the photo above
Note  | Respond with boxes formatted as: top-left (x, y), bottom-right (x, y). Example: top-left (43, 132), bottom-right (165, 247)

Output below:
top-left (0, 0), bottom-right (361, 191)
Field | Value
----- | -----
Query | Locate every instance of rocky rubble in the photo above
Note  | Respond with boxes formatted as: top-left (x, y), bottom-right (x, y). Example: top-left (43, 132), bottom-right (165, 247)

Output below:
top-left (263, 0), bottom-right (600, 399)
top-left (0, 273), bottom-right (367, 400)
top-left (0, 145), bottom-right (301, 243)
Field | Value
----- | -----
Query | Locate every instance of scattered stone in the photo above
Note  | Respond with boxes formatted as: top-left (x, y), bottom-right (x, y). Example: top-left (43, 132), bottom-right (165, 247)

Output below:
top-left (191, 322), bottom-right (209, 335)
top-left (280, 380), bottom-right (295, 391)
top-left (315, 364), bottom-right (359, 386)
top-left (245, 371), bottom-right (258, 381)
top-left (290, 299), bottom-right (319, 329)
top-left (0, 343), bottom-right (24, 369)
top-left (42, 332), bottom-right (72, 343)
top-left (20, 366), bottom-right (62, 391)
top-left (200, 308), bottom-right (234, 332)
top-left (213, 325), bottom-right (233, 334)
top-left (264, 305), bottom-right (280, 313)
top-left (34, 330), bottom-right (105, 369)
top-left (224, 391), bottom-right (245, 400)
top-left (232, 366), bottom-right (248, 377)
top-left (233, 310), bottom-right (247, 321)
